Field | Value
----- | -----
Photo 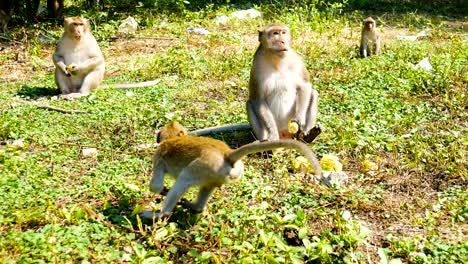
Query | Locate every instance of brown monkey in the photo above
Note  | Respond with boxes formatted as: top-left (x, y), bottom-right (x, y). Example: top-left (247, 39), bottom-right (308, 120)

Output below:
top-left (247, 23), bottom-right (321, 144)
top-left (53, 17), bottom-right (159, 100)
top-left (140, 120), bottom-right (321, 219)
top-left (360, 17), bottom-right (381, 58)
top-left (156, 120), bottom-right (188, 143)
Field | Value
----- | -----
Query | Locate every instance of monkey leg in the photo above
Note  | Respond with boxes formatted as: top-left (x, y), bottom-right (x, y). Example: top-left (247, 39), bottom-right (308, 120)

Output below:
top-left (367, 45), bottom-right (372, 56)
top-left (181, 185), bottom-right (215, 213)
top-left (55, 69), bottom-right (73, 94)
top-left (297, 88), bottom-right (321, 143)
top-left (140, 174), bottom-right (194, 220)
top-left (247, 100), bottom-right (279, 141)
top-left (303, 88), bottom-right (319, 133)
top-left (374, 41), bottom-right (381, 55)
top-left (295, 83), bottom-right (313, 128)
top-left (160, 169), bottom-right (198, 216)
top-left (79, 70), bottom-right (103, 95)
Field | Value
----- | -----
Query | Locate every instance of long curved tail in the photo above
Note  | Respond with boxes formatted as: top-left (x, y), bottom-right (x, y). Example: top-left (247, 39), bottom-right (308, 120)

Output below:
top-left (227, 139), bottom-right (321, 176)
top-left (101, 79), bottom-right (160, 89)
top-left (189, 123), bottom-right (251, 136)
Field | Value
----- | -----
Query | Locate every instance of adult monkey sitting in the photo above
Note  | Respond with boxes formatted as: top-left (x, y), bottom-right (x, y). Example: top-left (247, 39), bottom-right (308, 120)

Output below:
top-left (247, 23), bottom-right (321, 143)
top-left (53, 17), bottom-right (159, 99)
top-left (53, 16), bottom-right (105, 99)
top-left (360, 17), bottom-right (381, 58)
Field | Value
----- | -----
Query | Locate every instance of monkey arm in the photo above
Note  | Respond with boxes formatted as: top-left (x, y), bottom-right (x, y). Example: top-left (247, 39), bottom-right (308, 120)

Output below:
top-left (360, 41), bottom-right (367, 58)
top-left (247, 99), bottom-right (280, 141)
top-left (52, 52), bottom-right (69, 75)
top-left (149, 158), bottom-right (166, 194)
top-left (76, 55), bottom-right (104, 74)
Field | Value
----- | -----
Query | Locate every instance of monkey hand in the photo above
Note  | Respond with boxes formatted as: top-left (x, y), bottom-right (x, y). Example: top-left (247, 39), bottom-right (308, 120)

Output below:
top-left (288, 120), bottom-right (300, 134)
top-left (67, 64), bottom-right (77, 74)
top-left (139, 210), bottom-right (165, 220)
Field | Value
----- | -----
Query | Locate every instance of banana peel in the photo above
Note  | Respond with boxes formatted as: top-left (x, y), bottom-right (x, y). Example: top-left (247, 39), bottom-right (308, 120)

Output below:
top-left (361, 160), bottom-right (378, 174)
top-left (292, 156), bottom-right (314, 173)
top-left (320, 154), bottom-right (343, 172)
top-left (288, 120), bottom-right (299, 134)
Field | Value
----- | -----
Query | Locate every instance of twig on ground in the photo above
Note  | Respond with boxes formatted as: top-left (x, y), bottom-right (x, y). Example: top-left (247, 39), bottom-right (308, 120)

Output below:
top-left (55, 141), bottom-right (148, 156)
top-left (81, 205), bottom-right (141, 234)
top-left (36, 104), bottom-right (90, 114)
top-left (108, 36), bottom-right (179, 41)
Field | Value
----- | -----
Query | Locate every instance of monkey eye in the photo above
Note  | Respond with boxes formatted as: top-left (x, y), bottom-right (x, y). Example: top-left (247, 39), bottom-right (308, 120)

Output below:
top-left (273, 31), bottom-right (280, 35)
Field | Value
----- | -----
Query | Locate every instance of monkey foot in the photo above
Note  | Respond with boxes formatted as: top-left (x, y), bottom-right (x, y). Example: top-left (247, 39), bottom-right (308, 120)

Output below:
top-left (139, 210), bottom-right (162, 220)
top-left (59, 92), bottom-right (88, 100)
top-left (300, 125), bottom-right (322, 143)
top-left (179, 199), bottom-right (204, 214)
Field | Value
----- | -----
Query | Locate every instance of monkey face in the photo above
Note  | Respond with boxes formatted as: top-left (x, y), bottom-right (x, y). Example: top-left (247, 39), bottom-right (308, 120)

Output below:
top-left (365, 21), bottom-right (374, 31)
top-left (268, 27), bottom-right (291, 52)
top-left (65, 17), bottom-right (88, 41)
top-left (363, 17), bottom-right (376, 32)
top-left (260, 24), bottom-right (292, 54)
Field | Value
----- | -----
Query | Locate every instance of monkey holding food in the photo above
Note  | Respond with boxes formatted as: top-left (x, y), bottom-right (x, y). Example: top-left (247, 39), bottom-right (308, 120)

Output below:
top-left (139, 121), bottom-right (321, 219)
top-left (246, 23), bottom-right (321, 143)
top-left (53, 16), bottom-right (159, 99)
top-left (53, 16), bottom-right (105, 99)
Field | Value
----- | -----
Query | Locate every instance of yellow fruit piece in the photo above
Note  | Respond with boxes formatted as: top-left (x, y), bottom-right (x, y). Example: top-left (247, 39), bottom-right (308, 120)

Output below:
top-left (67, 64), bottom-right (76, 72)
top-left (292, 156), bottom-right (314, 173)
top-left (288, 120), bottom-right (299, 134)
top-left (361, 160), bottom-right (378, 174)
top-left (320, 154), bottom-right (343, 172)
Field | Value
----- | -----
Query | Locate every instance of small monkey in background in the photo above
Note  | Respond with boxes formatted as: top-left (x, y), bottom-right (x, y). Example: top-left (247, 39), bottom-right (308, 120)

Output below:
top-left (360, 17), bottom-right (381, 58)
top-left (140, 120), bottom-right (321, 219)
top-left (247, 23), bottom-right (321, 143)
top-left (53, 17), bottom-right (160, 99)
top-left (0, 9), bottom-right (10, 32)
top-left (47, 0), bottom-right (64, 18)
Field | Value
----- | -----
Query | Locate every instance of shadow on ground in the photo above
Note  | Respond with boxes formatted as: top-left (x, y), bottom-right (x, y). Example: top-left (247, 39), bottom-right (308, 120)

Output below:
top-left (206, 129), bottom-right (256, 148)
top-left (16, 85), bottom-right (60, 99)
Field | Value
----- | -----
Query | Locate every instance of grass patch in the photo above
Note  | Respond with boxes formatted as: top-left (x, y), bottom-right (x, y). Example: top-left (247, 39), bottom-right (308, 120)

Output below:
top-left (0, 1), bottom-right (466, 263)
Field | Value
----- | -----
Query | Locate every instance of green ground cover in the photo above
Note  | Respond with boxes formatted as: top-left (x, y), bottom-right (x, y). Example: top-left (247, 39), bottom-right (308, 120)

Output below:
top-left (0, 0), bottom-right (466, 263)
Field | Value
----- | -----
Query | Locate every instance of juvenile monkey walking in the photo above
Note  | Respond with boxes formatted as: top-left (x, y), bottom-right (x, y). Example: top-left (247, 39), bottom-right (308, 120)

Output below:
top-left (360, 17), bottom-right (381, 58)
top-left (140, 121), bottom-right (321, 219)
top-left (247, 23), bottom-right (321, 143)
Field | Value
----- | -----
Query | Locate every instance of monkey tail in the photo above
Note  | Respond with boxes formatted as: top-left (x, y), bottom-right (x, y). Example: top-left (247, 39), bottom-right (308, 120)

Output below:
top-left (189, 123), bottom-right (251, 136)
top-left (227, 139), bottom-right (322, 176)
top-left (101, 79), bottom-right (160, 89)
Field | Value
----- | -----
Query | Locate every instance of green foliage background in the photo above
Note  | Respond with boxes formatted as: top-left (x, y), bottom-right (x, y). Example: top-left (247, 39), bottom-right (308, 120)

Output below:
top-left (0, 0), bottom-right (466, 263)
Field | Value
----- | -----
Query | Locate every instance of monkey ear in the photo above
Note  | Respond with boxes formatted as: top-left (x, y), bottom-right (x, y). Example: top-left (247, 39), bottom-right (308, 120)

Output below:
top-left (156, 130), bottom-right (162, 143)
top-left (82, 18), bottom-right (89, 25)
top-left (177, 130), bottom-right (187, 137)
top-left (258, 30), bottom-right (263, 42)
top-left (64, 17), bottom-right (72, 25)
